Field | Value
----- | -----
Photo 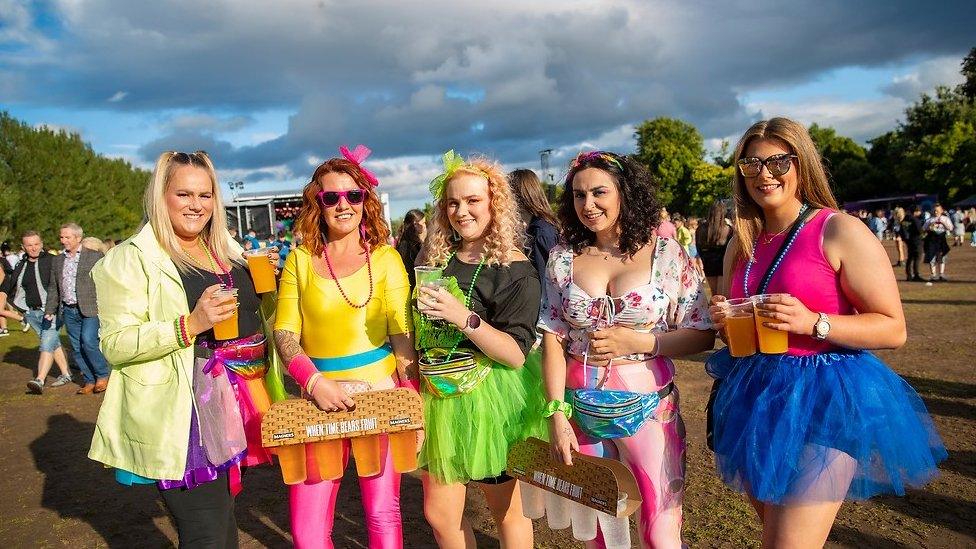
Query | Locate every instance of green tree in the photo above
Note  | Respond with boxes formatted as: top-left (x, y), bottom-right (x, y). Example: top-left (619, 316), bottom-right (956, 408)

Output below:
top-left (807, 123), bottom-right (878, 201)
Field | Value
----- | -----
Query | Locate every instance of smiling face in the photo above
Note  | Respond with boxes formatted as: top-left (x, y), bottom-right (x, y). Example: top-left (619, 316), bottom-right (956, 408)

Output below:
top-left (59, 228), bottom-right (82, 253)
top-left (22, 234), bottom-right (43, 259)
top-left (318, 171), bottom-right (364, 240)
top-left (572, 168), bottom-right (621, 235)
top-left (445, 173), bottom-right (492, 243)
top-left (741, 137), bottom-right (800, 213)
top-left (165, 165), bottom-right (214, 243)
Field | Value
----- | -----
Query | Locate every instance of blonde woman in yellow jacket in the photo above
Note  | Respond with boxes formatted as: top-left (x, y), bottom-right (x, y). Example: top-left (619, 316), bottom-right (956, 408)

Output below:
top-left (91, 151), bottom-right (280, 548)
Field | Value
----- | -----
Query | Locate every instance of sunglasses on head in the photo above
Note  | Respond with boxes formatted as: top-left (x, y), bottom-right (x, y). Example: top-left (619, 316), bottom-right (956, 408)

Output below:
top-left (736, 154), bottom-right (797, 178)
top-left (170, 151), bottom-right (208, 165)
top-left (317, 189), bottom-right (366, 208)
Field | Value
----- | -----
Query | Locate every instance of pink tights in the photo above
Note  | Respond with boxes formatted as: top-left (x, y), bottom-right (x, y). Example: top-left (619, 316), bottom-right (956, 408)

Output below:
top-left (567, 357), bottom-right (686, 549)
top-left (289, 435), bottom-right (402, 549)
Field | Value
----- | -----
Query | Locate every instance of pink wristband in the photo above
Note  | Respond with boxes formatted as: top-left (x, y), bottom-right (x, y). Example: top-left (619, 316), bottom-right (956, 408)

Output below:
top-left (287, 355), bottom-right (318, 389)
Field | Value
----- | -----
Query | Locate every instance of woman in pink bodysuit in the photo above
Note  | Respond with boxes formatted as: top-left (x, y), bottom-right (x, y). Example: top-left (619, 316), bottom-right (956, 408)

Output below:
top-left (538, 151), bottom-right (715, 548)
top-left (708, 118), bottom-right (946, 548)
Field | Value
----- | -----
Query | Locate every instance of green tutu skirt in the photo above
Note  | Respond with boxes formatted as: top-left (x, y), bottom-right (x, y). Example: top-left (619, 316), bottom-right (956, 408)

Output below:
top-left (419, 348), bottom-right (546, 484)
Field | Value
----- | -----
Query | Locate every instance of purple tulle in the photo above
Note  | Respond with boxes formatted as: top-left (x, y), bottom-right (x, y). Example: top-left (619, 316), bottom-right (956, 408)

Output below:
top-left (157, 406), bottom-right (246, 490)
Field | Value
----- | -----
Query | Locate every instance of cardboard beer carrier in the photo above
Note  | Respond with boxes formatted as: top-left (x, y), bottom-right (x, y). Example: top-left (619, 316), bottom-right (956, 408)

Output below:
top-left (507, 436), bottom-right (642, 517)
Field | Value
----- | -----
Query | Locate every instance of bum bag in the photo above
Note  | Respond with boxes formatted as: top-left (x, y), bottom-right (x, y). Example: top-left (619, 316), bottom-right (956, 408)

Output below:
top-left (419, 348), bottom-right (490, 399)
top-left (569, 382), bottom-right (674, 439)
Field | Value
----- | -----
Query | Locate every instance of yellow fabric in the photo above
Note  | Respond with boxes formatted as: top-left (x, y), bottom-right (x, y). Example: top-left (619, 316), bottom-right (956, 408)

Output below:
top-left (275, 244), bottom-right (412, 384)
top-left (88, 223), bottom-right (247, 480)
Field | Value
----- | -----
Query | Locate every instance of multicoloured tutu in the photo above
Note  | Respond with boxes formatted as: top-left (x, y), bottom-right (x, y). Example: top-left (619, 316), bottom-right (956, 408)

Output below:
top-left (706, 348), bottom-right (946, 503)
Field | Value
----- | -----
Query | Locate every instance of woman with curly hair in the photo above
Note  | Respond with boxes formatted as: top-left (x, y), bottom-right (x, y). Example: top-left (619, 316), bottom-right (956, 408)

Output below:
top-left (414, 151), bottom-right (545, 548)
top-left (538, 151), bottom-right (714, 548)
top-left (274, 145), bottom-right (419, 548)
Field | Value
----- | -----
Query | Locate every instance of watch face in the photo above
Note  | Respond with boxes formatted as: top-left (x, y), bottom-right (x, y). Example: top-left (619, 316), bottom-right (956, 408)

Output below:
top-left (816, 321), bottom-right (829, 336)
top-left (466, 313), bottom-right (481, 330)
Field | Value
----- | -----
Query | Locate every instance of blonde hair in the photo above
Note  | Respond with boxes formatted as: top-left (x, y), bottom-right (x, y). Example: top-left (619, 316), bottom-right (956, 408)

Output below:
top-left (893, 206), bottom-right (906, 223)
top-left (422, 156), bottom-right (524, 267)
top-left (144, 151), bottom-right (237, 272)
top-left (731, 117), bottom-right (839, 262)
top-left (81, 236), bottom-right (105, 253)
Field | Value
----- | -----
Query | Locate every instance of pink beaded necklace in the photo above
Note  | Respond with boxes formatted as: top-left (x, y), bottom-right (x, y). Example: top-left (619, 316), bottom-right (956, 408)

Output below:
top-left (322, 240), bottom-right (373, 308)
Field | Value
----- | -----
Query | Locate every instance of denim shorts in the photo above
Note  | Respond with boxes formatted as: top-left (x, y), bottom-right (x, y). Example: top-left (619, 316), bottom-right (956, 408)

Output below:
top-left (23, 309), bottom-right (62, 352)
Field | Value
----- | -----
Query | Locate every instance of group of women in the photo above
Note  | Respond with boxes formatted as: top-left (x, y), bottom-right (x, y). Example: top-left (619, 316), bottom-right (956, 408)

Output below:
top-left (88, 117), bottom-right (946, 549)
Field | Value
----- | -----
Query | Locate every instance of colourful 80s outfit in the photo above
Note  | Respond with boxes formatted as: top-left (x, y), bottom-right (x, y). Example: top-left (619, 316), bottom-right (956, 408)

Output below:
top-left (708, 209), bottom-right (946, 503)
top-left (417, 257), bottom-right (546, 484)
top-left (90, 224), bottom-right (284, 548)
top-left (538, 239), bottom-right (711, 549)
top-left (276, 244), bottom-right (411, 549)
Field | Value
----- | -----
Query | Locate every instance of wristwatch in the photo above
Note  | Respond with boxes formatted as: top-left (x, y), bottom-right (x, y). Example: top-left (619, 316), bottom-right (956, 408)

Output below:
top-left (461, 312), bottom-right (482, 334)
top-left (812, 312), bottom-right (831, 340)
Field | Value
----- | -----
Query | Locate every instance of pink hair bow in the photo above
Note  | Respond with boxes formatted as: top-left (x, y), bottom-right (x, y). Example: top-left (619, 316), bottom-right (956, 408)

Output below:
top-left (339, 144), bottom-right (380, 187)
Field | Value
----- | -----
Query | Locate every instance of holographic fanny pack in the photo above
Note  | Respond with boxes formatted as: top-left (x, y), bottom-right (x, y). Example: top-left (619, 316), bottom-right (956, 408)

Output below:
top-left (418, 348), bottom-right (490, 398)
top-left (569, 382), bottom-right (673, 439)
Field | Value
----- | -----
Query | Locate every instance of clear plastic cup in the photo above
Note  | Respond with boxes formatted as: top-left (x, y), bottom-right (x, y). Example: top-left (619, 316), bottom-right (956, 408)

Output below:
top-left (388, 431), bottom-right (418, 473)
top-left (311, 439), bottom-right (345, 481)
top-left (544, 489), bottom-right (572, 530)
top-left (752, 294), bottom-right (789, 354)
top-left (596, 492), bottom-right (631, 548)
top-left (570, 500), bottom-right (598, 541)
top-left (518, 481), bottom-right (546, 520)
top-left (244, 248), bottom-right (277, 293)
top-left (275, 444), bottom-right (307, 485)
top-left (723, 297), bottom-right (757, 357)
top-left (211, 287), bottom-right (239, 340)
top-left (414, 266), bottom-right (444, 313)
top-left (350, 435), bottom-right (382, 477)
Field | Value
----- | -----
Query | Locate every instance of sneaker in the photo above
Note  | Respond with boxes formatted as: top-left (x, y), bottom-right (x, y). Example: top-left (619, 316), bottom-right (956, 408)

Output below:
top-left (21, 321), bottom-right (31, 333)
top-left (911, 276), bottom-right (924, 282)
top-left (49, 374), bottom-right (73, 388)
top-left (0, 328), bottom-right (8, 337)
top-left (938, 275), bottom-right (948, 282)
top-left (26, 378), bottom-right (44, 394)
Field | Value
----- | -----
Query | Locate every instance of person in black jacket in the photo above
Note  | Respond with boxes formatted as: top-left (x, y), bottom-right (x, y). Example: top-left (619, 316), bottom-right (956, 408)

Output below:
top-left (902, 206), bottom-right (925, 282)
top-left (395, 208), bottom-right (426, 288)
top-left (508, 169), bottom-right (559, 281)
top-left (0, 231), bottom-right (71, 393)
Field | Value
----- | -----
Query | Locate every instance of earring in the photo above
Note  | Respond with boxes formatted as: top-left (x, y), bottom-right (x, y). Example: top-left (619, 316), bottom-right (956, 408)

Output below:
top-left (451, 229), bottom-right (461, 242)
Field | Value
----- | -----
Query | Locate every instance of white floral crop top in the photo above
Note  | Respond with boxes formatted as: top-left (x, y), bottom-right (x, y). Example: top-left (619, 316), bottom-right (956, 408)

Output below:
top-left (537, 238), bottom-right (712, 361)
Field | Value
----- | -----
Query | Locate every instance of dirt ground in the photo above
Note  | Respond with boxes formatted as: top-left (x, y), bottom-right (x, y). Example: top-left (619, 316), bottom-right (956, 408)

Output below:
top-left (0, 241), bottom-right (973, 548)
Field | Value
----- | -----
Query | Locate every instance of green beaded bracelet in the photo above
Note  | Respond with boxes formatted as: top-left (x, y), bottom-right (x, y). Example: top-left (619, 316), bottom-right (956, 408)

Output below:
top-left (543, 399), bottom-right (573, 419)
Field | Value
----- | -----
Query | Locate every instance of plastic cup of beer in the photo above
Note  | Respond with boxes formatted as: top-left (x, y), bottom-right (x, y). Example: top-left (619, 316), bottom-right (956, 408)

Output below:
top-left (211, 287), bottom-right (239, 340)
top-left (244, 248), bottom-right (277, 293)
top-left (312, 439), bottom-right (345, 481)
top-left (351, 435), bottom-right (382, 477)
top-left (275, 444), bottom-right (307, 485)
top-left (724, 298), bottom-right (758, 357)
top-left (752, 294), bottom-right (789, 354)
top-left (414, 266), bottom-right (444, 313)
top-left (388, 430), bottom-right (418, 473)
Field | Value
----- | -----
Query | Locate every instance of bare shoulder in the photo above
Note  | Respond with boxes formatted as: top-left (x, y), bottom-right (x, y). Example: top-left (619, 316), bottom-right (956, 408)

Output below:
top-left (823, 210), bottom-right (876, 245)
top-left (822, 210), bottom-right (886, 266)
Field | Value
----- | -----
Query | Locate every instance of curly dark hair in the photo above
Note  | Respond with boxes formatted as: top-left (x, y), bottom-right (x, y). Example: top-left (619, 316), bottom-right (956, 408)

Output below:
top-left (556, 151), bottom-right (662, 257)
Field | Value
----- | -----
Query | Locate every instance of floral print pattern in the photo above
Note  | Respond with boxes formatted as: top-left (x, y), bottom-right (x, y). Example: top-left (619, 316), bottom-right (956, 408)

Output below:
top-left (537, 238), bottom-right (712, 360)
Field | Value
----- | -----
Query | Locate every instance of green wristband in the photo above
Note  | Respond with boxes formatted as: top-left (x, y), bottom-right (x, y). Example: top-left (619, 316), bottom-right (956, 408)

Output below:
top-left (543, 399), bottom-right (573, 419)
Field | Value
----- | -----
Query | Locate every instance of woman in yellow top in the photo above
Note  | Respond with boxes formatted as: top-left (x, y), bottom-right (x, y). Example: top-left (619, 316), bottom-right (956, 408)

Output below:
top-left (274, 145), bottom-right (418, 549)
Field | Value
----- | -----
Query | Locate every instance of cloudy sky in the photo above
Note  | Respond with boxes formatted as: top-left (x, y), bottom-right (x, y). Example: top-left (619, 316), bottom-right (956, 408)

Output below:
top-left (2, 0), bottom-right (973, 218)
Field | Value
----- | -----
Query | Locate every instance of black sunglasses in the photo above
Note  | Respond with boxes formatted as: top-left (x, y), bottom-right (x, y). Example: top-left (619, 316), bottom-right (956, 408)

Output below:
top-left (317, 189), bottom-right (366, 208)
top-left (737, 154), bottom-right (797, 177)
top-left (170, 151), bottom-right (209, 165)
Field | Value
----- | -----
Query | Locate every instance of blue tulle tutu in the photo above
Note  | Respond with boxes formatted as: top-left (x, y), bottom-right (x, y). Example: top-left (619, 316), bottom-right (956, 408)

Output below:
top-left (706, 348), bottom-right (946, 503)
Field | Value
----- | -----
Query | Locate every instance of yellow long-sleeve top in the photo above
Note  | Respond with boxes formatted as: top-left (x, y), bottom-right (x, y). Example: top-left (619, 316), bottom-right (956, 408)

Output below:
top-left (275, 244), bottom-right (412, 385)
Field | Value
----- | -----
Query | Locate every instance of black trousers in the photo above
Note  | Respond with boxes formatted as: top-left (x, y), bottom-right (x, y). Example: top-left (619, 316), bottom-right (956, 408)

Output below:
top-left (906, 241), bottom-right (923, 279)
top-left (159, 473), bottom-right (238, 549)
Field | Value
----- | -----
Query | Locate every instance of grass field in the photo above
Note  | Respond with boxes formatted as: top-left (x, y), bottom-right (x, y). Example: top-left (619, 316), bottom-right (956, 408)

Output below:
top-left (0, 241), bottom-right (973, 548)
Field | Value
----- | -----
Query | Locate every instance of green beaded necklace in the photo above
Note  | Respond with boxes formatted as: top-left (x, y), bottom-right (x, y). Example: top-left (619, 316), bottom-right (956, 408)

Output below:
top-left (442, 251), bottom-right (486, 360)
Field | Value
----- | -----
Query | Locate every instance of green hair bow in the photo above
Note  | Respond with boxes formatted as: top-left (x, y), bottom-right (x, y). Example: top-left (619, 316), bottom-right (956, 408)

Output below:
top-left (429, 149), bottom-right (467, 200)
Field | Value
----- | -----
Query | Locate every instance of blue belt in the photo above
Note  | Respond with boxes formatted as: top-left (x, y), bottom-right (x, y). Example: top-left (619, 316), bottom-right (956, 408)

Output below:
top-left (311, 343), bottom-right (393, 372)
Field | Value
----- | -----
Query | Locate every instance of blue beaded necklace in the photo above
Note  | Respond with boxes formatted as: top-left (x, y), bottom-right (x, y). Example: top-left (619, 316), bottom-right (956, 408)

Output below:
top-left (743, 203), bottom-right (811, 297)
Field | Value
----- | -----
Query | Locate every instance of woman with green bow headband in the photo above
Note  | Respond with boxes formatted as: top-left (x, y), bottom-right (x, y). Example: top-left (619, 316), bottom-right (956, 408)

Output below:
top-left (413, 150), bottom-right (546, 548)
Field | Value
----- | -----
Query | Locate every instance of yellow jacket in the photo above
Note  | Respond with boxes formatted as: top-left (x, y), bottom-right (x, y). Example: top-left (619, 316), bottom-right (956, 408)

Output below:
top-left (89, 224), bottom-right (246, 479)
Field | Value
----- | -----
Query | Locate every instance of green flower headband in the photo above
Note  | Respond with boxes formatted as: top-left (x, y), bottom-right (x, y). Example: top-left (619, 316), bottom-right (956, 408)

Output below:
top-left (429, 149), bottom-right (490, 199)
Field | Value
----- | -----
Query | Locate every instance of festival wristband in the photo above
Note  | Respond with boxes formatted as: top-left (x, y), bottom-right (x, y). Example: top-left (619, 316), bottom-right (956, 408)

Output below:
top-left (305, 372), bottom-right (323, 395)
top-left (287, 354), bottom-right (318, 389)
top-left (543, 399), bottom-right (573, 419)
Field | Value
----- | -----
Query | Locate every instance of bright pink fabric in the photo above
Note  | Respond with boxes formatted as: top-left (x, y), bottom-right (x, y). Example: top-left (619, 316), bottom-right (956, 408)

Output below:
top-left (289, 434), bottom-right (402, 549)
top-left (730, 209), bottom-right (853, 355)
top-left (288, 355), bottom-right (318, 389)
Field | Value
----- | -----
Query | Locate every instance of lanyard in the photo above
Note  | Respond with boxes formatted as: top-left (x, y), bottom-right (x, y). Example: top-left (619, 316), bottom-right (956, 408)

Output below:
top-left (744, 205), bottom-right (814, 297)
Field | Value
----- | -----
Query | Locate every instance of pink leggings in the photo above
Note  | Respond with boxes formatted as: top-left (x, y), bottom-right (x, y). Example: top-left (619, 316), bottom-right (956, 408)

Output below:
top-left (289, 434), bottom-right (402, 548)
top-left (567, 357), bottom-right (686, 549)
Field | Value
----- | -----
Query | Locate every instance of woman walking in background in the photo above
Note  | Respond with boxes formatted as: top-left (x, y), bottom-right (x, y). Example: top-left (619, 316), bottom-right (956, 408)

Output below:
top-left (395, 208), bottom-right (427, 288)
top-left (508, 168), bottom-right (560, 281)
top-left (696, 200), bottom-right (733, 296)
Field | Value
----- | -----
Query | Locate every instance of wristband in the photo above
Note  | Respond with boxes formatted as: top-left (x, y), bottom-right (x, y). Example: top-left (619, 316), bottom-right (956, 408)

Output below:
top-left (543, 399), bottom-right (573, 419)
top-left (174, 316), bottom-right (192, 348)
top-left (287, 354), bottom-right (319, 389)
top-left (305, 372), bottom-right (323, 395)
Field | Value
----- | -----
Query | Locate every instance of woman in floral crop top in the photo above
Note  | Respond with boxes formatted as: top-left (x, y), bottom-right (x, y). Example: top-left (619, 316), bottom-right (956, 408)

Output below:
top-left (537, 151), bottom-right (714, 548)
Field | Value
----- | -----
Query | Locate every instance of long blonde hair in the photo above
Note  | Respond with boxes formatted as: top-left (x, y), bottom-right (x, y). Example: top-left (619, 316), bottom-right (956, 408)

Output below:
top-left (731, 117), bottom-right (839, 262)
top-left (423, 156), bottom-right (524, 267)
top-left (144, 151), bottom-right (237, 272)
